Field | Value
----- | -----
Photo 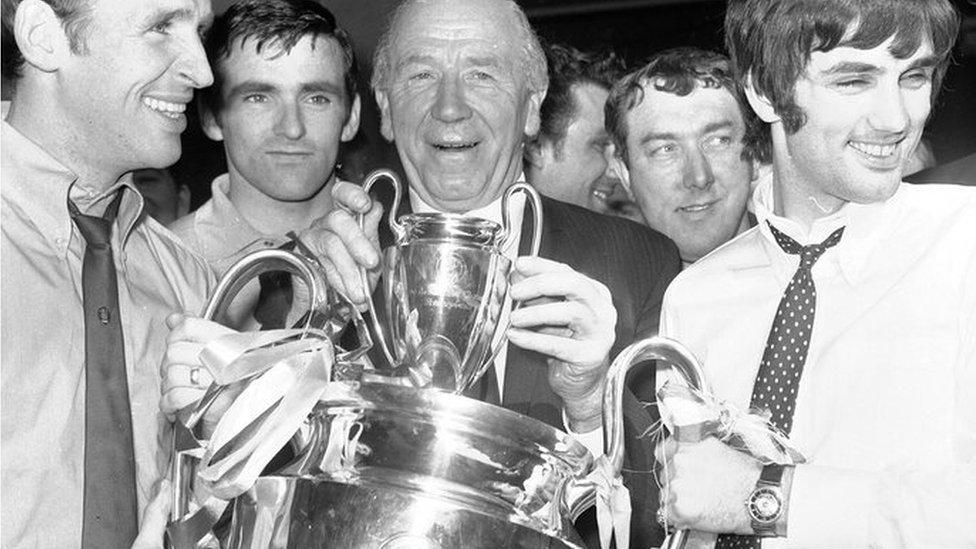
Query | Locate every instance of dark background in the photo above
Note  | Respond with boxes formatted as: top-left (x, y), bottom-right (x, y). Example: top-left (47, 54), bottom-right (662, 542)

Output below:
top-left (169, 0), bottom-right (976, 207)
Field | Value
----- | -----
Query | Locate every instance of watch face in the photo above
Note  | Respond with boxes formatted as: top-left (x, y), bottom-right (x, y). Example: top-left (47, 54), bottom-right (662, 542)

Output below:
top-left (749, 486), bottom-right (783, 523)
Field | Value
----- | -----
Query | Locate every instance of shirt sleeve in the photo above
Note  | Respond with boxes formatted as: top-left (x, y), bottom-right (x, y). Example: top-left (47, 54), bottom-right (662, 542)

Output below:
top-left (562, 408), bottom-right (605, 457)
top-left (786, 253), bottom-right (976, 549)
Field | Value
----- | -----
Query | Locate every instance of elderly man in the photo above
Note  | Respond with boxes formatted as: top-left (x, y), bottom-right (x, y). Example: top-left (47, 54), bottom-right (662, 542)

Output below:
top-left (279, 0), bottom-right (678, 545)
top-left (606, 48), bottom-right (767, 267)
top-left (524, 43), bottom-right (642, 222)
top-left (657, 0), bottom-right (975, 546)
top-left (1, 0), bottom-right (215, 546)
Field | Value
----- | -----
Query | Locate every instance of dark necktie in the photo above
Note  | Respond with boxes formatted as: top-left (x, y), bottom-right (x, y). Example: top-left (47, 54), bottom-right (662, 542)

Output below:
top-left (715, 222), bottom-right (843, 549)
top-left (69, 192), bottom-right (139, 547)
top-left (253, 270), bottom-right (293, 329)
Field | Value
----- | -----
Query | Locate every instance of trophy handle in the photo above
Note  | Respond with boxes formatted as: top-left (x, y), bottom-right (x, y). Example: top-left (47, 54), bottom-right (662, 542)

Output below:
top-left (358, 169), bottom-right (405, 369)
top-left (602, 336), bottom-right (707, 549)
top-left (473, 183), bottom-right (544, 388)
top-left (171, 248), bottom-right (334, 524)
top-left (499, 182), bottom-right (542, 257)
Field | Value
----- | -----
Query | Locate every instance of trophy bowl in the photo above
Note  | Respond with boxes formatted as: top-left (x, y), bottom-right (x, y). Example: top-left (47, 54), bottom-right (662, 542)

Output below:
top-left (225, 381), bottom-right (593, 549)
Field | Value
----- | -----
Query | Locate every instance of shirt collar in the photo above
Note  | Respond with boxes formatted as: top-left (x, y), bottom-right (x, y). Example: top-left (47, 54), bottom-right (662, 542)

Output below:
top-left (2, 120), bottom-right (144, 254)
top-left (751, 170), bottom-right (894, 286)
top-left (194, 173), bottom-right (285, 259)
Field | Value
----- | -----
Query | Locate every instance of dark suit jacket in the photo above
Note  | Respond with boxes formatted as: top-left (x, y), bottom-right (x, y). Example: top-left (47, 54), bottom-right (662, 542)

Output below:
top-left (906, 152), bottom-right (975, 186)
top-left (374, 191), bottom-right (680, 548)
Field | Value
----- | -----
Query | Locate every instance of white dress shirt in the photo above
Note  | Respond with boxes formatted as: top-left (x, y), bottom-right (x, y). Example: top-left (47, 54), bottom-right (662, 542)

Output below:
top-left (659, 175), bottom-right (976, 548)
top-left (409, 188), bottom-right (605, 456)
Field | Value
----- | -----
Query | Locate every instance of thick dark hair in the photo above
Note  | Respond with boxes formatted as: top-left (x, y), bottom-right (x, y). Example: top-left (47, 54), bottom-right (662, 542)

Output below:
top-left (526, 43), bottom-right (625, 155)
top-left (201, 0), bottom-right (358, 115)
top-left (2, 0), bottom-right (92, 81)
top-left (725, 0), bottom-right (960, 133)
top-left (605, 47), bottom-right (770, 164)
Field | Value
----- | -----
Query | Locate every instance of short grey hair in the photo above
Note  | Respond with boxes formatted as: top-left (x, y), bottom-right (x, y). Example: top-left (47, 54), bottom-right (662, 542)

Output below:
top-left (370, 0), bottom-right (547, 94)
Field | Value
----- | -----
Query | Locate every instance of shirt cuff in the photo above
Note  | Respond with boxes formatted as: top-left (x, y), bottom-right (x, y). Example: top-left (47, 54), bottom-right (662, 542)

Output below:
top-left (787, 464), bottom-right (875, 548)
top-left (562, 408), bottom-right (605, 457)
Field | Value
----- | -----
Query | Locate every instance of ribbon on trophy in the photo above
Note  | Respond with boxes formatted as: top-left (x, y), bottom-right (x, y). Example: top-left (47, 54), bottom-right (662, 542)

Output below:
top-left (167, 328), bottom-right (338, 548)
top-left (656, 381), bottom-right (806, 466)
top-left (584, 454), bottom-right (632, 549)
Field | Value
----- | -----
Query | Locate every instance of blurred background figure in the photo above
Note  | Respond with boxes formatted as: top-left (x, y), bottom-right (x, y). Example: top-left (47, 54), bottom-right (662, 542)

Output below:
top-left (607, 48), bottom-right (767, 267)
top-left (131, 168), bottom-right (191, 227)
top-left (524, 44), bottom-right (643, 223)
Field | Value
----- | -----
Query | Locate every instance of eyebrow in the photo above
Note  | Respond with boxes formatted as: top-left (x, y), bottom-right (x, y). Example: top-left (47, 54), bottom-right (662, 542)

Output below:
top-left (226, 80), bottom-right (345, 97)
top-left (820, 55), bottom-right (941, 77)
top-left (638, 120), bottom-right (735, 146)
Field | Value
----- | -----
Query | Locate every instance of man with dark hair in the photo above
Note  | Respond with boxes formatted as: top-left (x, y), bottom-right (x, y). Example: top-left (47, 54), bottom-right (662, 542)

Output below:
top-left (657, 0), bottom-right (975, 546)
top-left (606, 47), bottom-right (767, 266)
top-left (1, 0), bottom-right (215, 546)
top-left (524, 43), bottom-right (641, 222)
top-left (170, 0), bottom-right (360, 328)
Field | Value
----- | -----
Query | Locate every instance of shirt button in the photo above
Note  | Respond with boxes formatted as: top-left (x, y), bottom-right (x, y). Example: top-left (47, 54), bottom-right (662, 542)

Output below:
top-left (263, 240), bottom-right (275, 247)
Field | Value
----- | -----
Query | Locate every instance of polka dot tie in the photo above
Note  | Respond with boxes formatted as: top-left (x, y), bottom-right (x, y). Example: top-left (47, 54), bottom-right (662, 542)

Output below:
top-left (714, 222), bottom-right (844, 549)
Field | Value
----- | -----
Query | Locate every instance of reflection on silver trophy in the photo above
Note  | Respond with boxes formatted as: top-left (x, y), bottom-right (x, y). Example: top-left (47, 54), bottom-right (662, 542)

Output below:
top-left (359, 169), bottom-right (543, 393)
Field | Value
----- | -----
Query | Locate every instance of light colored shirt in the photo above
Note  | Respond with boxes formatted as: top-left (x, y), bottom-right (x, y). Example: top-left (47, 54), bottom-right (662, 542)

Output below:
top-left (1, 121), bottom-right (216, 547)
top-left (659, 174), bottom-right (976, 548)
top-left (170, 173), bottom-right (291, 275)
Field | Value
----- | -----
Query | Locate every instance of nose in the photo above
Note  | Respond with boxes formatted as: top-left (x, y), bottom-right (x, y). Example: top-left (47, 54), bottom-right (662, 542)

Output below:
top-left (432, 74), bottom-right (472, 123)
top-left (274, 101), bottom-right (306, 140)
top-left (179, 33), bottom-right (214, 89)
top-left (683, 147), bottom-right (715, 190)
top-left (867, 84), bottom-right (910, 133)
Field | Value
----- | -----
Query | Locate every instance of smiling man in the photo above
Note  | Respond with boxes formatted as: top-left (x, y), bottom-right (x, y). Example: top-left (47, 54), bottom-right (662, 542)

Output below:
top-left (1, 0), bottom-right (215, 546)
top-left (524, 43), bottom-right (642, 222)
top-left (607, 48), bottom-right (768, 267)
top-left (655, 0), bottom-right (976, 547)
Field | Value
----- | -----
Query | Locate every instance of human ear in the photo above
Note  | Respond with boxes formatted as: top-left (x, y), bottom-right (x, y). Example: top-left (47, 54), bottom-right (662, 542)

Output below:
top-left (522, 89), bottom-right (546, 137)
top-left (341, 94), bottom-right (362, 142)
top-left (13, 0), bottom-right (70, 73)
top-left (199, 99), bottom-right (224, 142)
top-left (608, 153), bottom-right (632, 194)
top-left (375, 89), bottom-right (394, 142)
top-left (742, 74), bottom-right (781, 124)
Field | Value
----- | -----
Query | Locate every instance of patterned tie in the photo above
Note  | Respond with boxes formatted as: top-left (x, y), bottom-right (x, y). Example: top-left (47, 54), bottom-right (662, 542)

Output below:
top-left (69, 193), bottom-right (139, 547)
top-left (715, 222), bottom-right (843, 549)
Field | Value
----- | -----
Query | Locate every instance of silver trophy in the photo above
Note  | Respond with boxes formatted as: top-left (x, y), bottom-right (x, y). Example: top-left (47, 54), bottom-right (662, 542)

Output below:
top-left (358, 169), bottom-right (543, 393)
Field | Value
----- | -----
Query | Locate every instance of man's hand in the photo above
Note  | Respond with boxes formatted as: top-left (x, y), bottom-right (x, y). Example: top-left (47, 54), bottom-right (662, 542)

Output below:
top-left (506, 256), bottom-right (616, 433)
top-left (159, 313), bottom-right (239, 435)
top-left (298, 181), bottom-right (384, 309)
top-left (656, 436), bottom-right (762, 534)
top-left (130, 478), bottom-right (172, 549)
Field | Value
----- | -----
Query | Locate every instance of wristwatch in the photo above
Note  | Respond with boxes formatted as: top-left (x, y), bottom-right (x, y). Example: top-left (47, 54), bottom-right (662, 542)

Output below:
top-left (747, 464), bottom-right (785, 536)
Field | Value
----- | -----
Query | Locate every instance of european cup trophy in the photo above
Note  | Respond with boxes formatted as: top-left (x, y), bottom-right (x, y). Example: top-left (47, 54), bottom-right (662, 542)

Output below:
top-left (358, 169), bottom-right (543, 393)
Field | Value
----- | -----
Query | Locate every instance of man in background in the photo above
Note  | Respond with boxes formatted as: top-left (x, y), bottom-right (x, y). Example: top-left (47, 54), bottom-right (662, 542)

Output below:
top-left (525, 43), bottom-right (642, 222)
top-left (606, 47), bottom-right (767, 267)
top-left (1, 0), bottom-right (215, 546)
top-left (132, 167), bottom-right (191, 227)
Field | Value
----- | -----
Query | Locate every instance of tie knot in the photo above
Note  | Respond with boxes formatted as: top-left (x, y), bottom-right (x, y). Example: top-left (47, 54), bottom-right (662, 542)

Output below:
top-left (767, 222), bottom-right (844, 270)
top-left (68, 193), bottom-right (122, 249)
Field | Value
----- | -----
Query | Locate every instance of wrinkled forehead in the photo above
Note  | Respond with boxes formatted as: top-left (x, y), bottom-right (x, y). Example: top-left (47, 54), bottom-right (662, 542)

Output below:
top-left (390, 0), bottom-right (523, 64)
